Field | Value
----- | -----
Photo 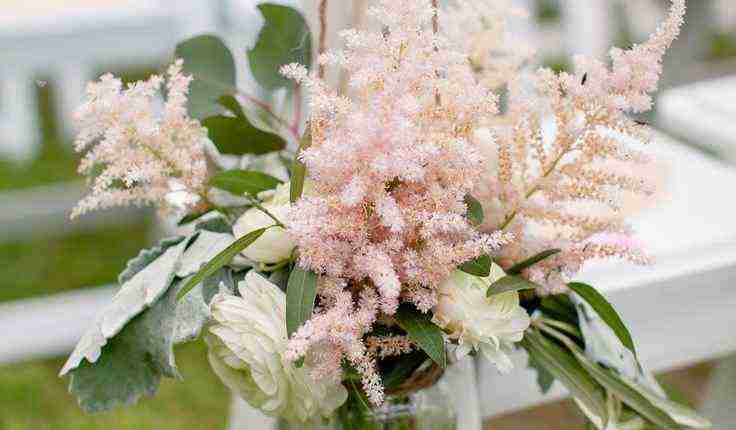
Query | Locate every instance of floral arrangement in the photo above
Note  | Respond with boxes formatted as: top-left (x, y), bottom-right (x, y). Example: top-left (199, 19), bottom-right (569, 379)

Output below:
top-left (60, 0), bottom-right (710, 428)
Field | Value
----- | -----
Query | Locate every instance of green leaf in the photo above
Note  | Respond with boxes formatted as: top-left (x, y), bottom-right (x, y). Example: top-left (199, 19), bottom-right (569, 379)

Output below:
top-left (394, 305), bottom-right (446, 368)
top-left (177, 227), bottom-right (268, 301)
top-left (383, 352), bottom-right (430, 389)
top-left (507, 249), bottom-right (561, 275)
top-left (195, 216), bottom-right (233, 235)
top-left (540, 325), bottom-right (682, 430)
top-left (178, 210), bottom-right (213, 226)
top-left (459, 254), bottom-right (492, 277)
top-left (521, 330), bottom-right (609, 428)
top-left (201, 267), bottom-right (236, 305)
top-left (464, 194), bottom-right (484, 226)
top-left (210, 170), bottom-right (283, 196)
top-left (217, 94), bottom-right (246, 119)
top-left (527, 352), bottom-right (555, 394)
top-left (248, 4), bottom-right (312, 90)
top-left (203, 114), bottom-right (287, 155)
top-left (286, 267), bottom-right (318, 337)
top-left (568, 282), bottom-right (637, 359)
top-left (487, 275), bottom-right (539, 296)
top-left (175, 35), bottom-right (236, 118)
top-left (625, 377), bottom-right (711, 428)
top-left (290, 128), bottom-right (311, 203)
top-left (539, 294), bottom-right (579, 326)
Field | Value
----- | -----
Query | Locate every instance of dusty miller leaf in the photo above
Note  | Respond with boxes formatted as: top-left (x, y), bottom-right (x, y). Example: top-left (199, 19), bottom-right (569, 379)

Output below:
top-left (118, 236), bottom-right (186, 285)
top-left (66, 284), bottom-right (180, 413)
top-left (176, 230), bottom-right (236, 279)
top-left (61, 237), bottom-right (190, 378)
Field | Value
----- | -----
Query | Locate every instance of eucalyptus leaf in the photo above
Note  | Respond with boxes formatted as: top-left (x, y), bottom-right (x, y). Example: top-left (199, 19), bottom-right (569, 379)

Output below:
top-left (285, 267), bottom-right (318, 337)
top-left (464, 194), bottom-right (484, 226)
top-left (203, 114), bottom-right (286, 156)
top-left (487, 275), bottom-right (539, 296)
top-left (248, 4), bottom-right (312, 90)
top-left (177, 227), bottom-right (268, 301)
top-left (210, 170), bottom-right (283, 196)
top-left (394, 305), bottom-right (446, 368)
top-left (507, 249), bottom-right (561, 275)
top-left (459, 254), bottom-right (492, 277)
top-left (290, 128), bottom-right (311, 203)
top-left (175, 35), bottom-right (236, 118)
top-left (568, 282), bottom-right (637, 360)
top-left (521, 330), bottom-right (609, 428)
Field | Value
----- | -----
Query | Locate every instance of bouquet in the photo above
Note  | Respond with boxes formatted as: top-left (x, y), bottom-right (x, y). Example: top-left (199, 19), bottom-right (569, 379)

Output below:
top-left (60, 0), bottom-right (711, 428)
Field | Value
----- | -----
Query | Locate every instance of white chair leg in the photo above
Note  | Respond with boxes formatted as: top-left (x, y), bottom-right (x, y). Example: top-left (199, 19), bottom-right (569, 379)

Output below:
top-left (55, 62), bottom-right (93, 141)
top-left (0, 68), bottom-right (40, 162)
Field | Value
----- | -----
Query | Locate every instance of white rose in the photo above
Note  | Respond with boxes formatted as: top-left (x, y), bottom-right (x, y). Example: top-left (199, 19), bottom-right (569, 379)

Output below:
top-left (233, 183), bottom-right (295, 264)
top-left (207, 272), bottom-right (347, 423)
top-left (433, 264), bottom-right (531, 373)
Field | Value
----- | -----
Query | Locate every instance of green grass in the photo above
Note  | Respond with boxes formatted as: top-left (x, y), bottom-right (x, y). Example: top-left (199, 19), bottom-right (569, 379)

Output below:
top-left (0, 223), bottom-right (153, 302)
top-left (0, 341), bottom-right (231, 430)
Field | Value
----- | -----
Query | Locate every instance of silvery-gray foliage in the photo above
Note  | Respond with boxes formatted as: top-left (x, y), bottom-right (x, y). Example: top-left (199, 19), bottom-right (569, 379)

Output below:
top-left (60, 230), bottom-right (241, 412)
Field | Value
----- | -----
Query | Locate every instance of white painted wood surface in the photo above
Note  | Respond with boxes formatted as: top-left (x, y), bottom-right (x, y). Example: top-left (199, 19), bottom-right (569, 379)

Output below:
top-left (658, 75), bottom-right (736, 162)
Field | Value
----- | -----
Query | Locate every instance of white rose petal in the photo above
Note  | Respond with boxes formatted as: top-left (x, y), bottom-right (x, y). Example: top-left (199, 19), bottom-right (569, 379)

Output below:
top-left (207, 272), bottom-right (347, 423)
top-left (433, 264), bottom-right (531, 373)
top-left (233, 204), bottom-right (294, 264)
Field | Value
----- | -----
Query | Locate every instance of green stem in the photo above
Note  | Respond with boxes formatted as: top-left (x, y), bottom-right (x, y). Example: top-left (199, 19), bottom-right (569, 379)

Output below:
top-left (248, 198), bottom-right (285, 228)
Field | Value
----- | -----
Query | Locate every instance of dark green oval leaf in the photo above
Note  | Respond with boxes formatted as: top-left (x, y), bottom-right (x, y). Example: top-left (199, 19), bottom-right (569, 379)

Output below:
top-left (177, 227), bottom-right (268, 300)
top-left (459, 254), bottom-right (492, 277)
top-left (210, 170), bottom-right (283, 196)
top-left (487, 275), bottom-right (540, 296)
top-left (394, 305), bottom-right (446, 368)
top-left (248, 4), bottom-right (312, 90)
top-left (464, 194), bottom-right (484, 226)
top-left (175, 35), bottom-right (236, 119)
top-left (507, 249), bottom-right (561, 275)
top-left (568, 282), bottom-right (637, 359)
top-left (286, 267), bottom-right (318, 337)
top-left (203, 114), bottom-right (286, 155)
top-left (290, 128), bottom-right (311, 203)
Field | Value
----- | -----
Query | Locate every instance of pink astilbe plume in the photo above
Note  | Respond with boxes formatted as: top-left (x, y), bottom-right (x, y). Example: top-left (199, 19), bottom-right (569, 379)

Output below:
top-left (473, 0), bottom-right (685, 293)
top-left (71, 60), bottom-right (208, 218)
top-left (282, 0), bottom-right (510, 403)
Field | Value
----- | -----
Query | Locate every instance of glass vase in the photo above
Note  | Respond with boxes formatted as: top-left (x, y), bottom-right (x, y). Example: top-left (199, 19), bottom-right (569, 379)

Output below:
top-left (279, 358), bottom-right (482, 430)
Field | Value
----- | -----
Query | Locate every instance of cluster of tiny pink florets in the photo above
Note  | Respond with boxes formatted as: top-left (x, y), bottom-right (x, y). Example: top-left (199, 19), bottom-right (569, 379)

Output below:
top-left (281, 0), bottom-right (510, 403)
top-left (71, 60), bottom-right (208, 218)
top-left (466, 0), bottom-right (686, 292)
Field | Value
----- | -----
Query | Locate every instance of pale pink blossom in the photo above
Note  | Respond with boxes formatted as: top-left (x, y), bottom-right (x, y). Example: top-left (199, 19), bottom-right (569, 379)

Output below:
top-left (72, 60), bottom-right (208, 218)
